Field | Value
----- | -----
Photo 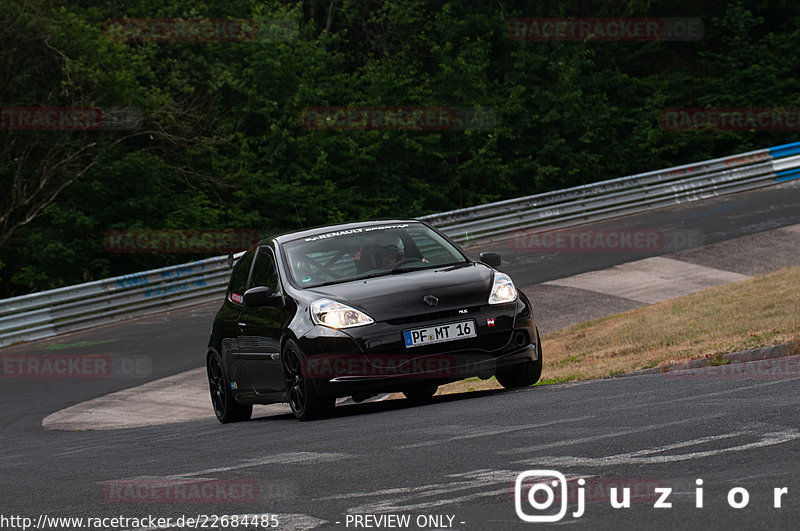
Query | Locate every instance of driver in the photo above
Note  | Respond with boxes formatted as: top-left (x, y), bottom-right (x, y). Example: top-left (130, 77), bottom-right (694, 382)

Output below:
top-left (372, 243), bottom-right (402, 268)
top-left (354, 233), bottom-right (403, 272)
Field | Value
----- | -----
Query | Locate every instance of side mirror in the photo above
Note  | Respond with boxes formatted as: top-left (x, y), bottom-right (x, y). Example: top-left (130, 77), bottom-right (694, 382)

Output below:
top-left (479, 252), bottom-right (501, 267)
top-left (243, 286), bottom-right (283, 308)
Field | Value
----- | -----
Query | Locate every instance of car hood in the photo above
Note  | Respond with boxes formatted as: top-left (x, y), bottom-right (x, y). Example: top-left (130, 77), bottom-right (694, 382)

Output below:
top-left (303, 263), bottom-right (495, 321)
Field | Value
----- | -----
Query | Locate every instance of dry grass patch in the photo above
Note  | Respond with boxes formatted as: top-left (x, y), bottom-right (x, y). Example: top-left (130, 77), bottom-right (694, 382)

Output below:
top-left (541, 264), bottom-right (800, 383)
top-left (434, 376), bottom-right (502, 395)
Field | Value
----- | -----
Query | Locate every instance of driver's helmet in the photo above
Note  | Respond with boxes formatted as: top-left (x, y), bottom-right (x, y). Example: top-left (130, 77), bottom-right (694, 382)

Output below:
top-left (372, 232), bottom-right (403, 268)
top-left (354, 232), bottom-right (403, 271)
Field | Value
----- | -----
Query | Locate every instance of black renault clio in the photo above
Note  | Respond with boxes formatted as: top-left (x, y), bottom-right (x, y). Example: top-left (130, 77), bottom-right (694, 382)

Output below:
top-left (207, 219), bottom-right (542, 421)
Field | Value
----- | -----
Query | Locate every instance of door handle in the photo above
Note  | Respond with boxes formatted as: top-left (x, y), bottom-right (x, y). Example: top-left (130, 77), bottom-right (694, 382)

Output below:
top-left (238, 322), bottom-right (247, 327)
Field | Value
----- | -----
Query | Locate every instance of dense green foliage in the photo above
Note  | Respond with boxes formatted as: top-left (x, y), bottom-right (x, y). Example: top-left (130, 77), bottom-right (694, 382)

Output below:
top-left (2, 0), bottom-right (799, 297)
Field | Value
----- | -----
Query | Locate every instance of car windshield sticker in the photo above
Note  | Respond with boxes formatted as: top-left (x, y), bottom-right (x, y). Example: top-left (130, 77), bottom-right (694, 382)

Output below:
top-left (302, 276), bottom-right (312, 283)
top-left (231, 293), bottom-right (243, 303)
top-left (303, 223), bottom-right (410, 242)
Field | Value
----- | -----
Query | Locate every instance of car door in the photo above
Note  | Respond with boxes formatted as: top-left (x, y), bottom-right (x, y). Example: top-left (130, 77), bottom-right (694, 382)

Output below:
top-left (219, 250), bottom-right (256, 392)
top-left (237, 245), bottom-right (286, 395)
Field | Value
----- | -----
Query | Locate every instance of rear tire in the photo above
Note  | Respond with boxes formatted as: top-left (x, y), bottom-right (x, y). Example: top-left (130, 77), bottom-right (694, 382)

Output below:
top-left (496, 337), bottom-right (543, 389)
top-left (207, 351), bottom-right (252, 423)
top-left (283, 340), bottom-right (335, 421)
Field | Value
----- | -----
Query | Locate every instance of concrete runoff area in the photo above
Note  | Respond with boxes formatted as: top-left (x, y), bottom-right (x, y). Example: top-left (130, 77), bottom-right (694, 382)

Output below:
top-left (42, 369), bottom-right (387, 430)
top-left (528, 222), bottom-right (800, 333)
top-left (520, 283), bottom-right (642, 333)
top-left (43, 368), bottom-right (226, 430)
top-left (543, 256), bottom-right (750, 304)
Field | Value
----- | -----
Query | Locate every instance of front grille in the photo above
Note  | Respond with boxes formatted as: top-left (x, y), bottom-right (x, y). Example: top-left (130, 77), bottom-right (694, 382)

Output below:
top-left (384, 306), bottom-right (484, 326)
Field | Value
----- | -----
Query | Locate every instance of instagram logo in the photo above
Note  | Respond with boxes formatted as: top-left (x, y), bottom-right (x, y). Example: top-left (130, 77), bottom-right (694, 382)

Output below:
top-left (515, 470), bottom-right (585, 522)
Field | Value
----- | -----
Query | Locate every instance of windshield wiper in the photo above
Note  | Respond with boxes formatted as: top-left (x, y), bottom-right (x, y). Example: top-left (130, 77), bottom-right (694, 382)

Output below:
top-left (351, 270), bottom-right (396, 281)
top-left (390, 260), bottom-right (470, 274)
top-left (312, 270), bottom-right (391, 287)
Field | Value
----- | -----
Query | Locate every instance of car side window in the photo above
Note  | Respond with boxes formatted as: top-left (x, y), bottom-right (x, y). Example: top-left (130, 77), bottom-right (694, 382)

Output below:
top-left (248, 247), bottom-right (279, 293)
top-left (227, 251), bottom-right (255, 304)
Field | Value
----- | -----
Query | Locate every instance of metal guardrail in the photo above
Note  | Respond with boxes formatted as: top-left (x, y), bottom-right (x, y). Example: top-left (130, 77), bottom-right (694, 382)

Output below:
top-left (421, 142), bottom-right (800, 245)
top-left (0, 256), bottom-right (233, 346)
top-left (1, 141), bottom-right (799, 347)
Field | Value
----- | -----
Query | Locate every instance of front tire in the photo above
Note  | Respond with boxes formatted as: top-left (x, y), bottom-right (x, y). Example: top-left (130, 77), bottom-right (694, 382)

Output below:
top-left (283, 340), bottom-right (335, 421)
top-left (496, 338), bottom-right (543, 389)
top-left (207, 351), bottom-right (252, 423)
top-left (402, 382), bottom-right (438, 402)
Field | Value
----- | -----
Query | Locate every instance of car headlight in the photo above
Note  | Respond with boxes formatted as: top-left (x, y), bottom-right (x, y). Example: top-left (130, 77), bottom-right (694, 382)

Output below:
top-left (311, 299), bottom-right (374, 329)
top-left (489, 272), bottom-right (518, 304)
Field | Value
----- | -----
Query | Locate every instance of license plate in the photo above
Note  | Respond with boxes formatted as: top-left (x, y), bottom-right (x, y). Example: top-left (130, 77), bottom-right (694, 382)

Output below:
top-left (403, 320), bottom-right (476, 348)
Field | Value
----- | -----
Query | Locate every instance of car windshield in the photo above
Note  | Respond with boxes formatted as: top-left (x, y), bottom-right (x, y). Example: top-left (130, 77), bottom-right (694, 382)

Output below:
top-left (281, 223), bottom-right (468, 288)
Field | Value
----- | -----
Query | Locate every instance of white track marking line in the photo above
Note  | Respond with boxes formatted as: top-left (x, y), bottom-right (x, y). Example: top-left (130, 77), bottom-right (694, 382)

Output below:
top-left (497, 416), bottom-right (720, 454)
top-left (109, 452), bottom-right (353, 483)
top-left (317, 469), bottom-right (587, 514)
top-left (395, 416), bottom-right (595, 449)
top-left (517, 428), bottom-right (800, 467)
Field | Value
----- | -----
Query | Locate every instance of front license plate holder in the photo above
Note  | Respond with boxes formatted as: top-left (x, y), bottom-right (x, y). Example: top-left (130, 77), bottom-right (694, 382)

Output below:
top-left (403, 320), bottom-right (477, 348)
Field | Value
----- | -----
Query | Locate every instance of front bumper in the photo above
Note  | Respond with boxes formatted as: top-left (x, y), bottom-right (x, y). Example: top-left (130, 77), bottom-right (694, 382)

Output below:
top-left (296, 298), bottom-right (539, 397)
